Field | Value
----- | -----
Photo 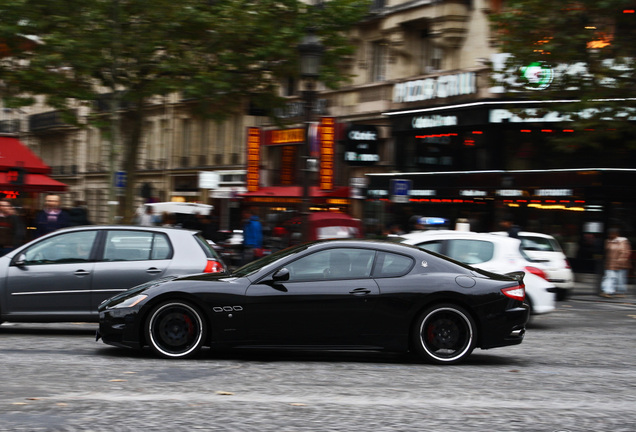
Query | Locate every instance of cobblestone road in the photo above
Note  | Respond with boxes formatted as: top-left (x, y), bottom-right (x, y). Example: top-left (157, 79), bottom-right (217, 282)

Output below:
top-left (1, 298), bottom-right (635, 432)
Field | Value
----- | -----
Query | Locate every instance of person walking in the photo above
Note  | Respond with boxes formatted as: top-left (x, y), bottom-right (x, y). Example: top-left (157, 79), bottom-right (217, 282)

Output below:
top-left (35, 194), bottom-right (70, 237)
top-left (0, 199), bottom-right (25, 255)
top-left (601, 228), bottom-right (632, 298)
top-left (241, 209), bottom-right (263, 265)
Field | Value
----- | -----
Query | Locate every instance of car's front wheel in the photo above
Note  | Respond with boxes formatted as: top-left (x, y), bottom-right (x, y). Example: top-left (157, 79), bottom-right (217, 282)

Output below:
top-left (145, 300), bottom-right (207, 359)
top-left (412, 304), bottom-right (476, 364)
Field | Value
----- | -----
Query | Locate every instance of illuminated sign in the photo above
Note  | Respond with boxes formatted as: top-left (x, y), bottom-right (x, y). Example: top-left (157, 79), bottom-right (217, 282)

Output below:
top-left (246, 127), bottom-right (260, 192)
top-left (344, 125), bottom-right (379, 166)
top-left (461, 190), bottom-right (488, 197)
top-left (412, 115), bottom-right (458, 129)
top-left (535, 189), bottom-right (573, 197)
top-left (497, 189), bottom-right (525, 197)
top-left (393, 72), bottom-right (476, 103)
top-left (320, 117), bottom-right (335, 190)
top-left (270, 128), bottom-right (304, 145)
top-left (520, 62), bottom-right (553, 90)
top-left (280, 145), bottom-right (297, 185)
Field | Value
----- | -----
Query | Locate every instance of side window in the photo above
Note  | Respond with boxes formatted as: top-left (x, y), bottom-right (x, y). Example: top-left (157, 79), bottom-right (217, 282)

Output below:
top-left (103, 231), bottom-right (172, 261)
top-left (446, 240), bottom-right (494, 264)
top-left (416, 240), bottom-right (443, 254)
top-left (373, 252), bottom-right (414, 278)
top-left (286, 248), bottom-right (375, 282)
top-left (22, 231), bottom-right (98, 265)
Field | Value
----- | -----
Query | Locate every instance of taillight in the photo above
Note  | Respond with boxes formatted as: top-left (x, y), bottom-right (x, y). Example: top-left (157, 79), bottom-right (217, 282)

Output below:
top-left (502, 285), bottom-right (526, 301)
top-left (525, 265), bottom-right (548, 281)
top-left (564, 258), bottom-right (571, 269)
top-left (204, 259), bottom-right (224, 273)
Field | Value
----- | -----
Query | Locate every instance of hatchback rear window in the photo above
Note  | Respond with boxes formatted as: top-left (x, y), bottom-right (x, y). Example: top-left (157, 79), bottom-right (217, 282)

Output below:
top-left (446, 240), bottom-right (494, 265)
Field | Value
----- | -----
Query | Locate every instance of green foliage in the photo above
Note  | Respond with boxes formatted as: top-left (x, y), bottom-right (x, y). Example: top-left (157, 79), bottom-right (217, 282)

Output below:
top-left (489, 0), bottom-right (636, 150)
top-left (0, 0), bottom-right (369, 217)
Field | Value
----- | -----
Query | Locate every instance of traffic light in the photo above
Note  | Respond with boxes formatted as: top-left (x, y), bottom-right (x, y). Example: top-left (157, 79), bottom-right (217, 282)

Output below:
top-left (7, 167), bottom-right (25, 185)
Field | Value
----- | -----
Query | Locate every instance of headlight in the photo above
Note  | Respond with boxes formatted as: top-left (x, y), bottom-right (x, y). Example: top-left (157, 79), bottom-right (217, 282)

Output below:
top-left (110, 294), bottom-right (148, 309)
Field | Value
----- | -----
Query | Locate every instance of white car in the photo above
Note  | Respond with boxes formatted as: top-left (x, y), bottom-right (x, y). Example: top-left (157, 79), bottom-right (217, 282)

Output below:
top-left (492, 231), bottom-right (574, 300)
top-left (396, 230), bottom-right (556, 315)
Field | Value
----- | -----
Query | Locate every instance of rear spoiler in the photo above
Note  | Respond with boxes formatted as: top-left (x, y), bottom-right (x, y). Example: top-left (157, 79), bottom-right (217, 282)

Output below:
top-left (505, 271), bottom-right (525, 283)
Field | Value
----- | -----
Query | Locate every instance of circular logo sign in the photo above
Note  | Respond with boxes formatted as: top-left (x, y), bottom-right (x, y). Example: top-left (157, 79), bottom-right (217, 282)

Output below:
top-left (520, 62), bottom-right (553, 90)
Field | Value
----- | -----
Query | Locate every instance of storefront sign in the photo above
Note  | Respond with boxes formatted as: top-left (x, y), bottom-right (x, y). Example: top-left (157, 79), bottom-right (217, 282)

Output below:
top-left (393, 72), bottom-right (476, 103)
top-left (344, 125), bottom-right (380, 165)
top-left (269, 128), bottom-right (305, 145)
top-left (280, 146), bottom-right (297, 185)
top-left (320, 117), bottom-right (335, 190)
top-left (412, 115), bottom-right (458, 129)
top-left (535, 188), bottom-right (573, 197)
top-left (520, 62), bottom-right (553, 90)
top-left (246, 127), bottom-right (260, 192)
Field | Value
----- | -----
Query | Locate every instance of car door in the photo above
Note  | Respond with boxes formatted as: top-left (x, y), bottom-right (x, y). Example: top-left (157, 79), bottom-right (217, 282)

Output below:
top-left (90, 230), bottom-right (173, 312)
top-left (5, 230), bottom-right (99, 319)
top-left (244, 247), bottom-right (379, 346)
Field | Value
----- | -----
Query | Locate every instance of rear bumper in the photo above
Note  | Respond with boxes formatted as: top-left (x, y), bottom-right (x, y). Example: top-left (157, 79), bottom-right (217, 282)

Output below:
top-left (479, 304), bottom-right (529, 350)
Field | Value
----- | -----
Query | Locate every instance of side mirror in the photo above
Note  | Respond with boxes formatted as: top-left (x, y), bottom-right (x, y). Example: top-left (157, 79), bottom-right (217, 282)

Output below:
top-left (272, 268), bottom-right (290, 283)
top-left (13, 253), bottom-right (27, 268)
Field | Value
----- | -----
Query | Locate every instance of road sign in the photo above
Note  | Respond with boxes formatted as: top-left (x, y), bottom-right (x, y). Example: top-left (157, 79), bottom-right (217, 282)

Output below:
top-left (390, 179), bottom-right (412, 203)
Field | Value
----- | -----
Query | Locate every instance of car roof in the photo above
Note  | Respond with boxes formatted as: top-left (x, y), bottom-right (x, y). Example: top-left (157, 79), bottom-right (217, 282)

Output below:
top-left (491, 231), bottom-right (557, 240)
top-left (399, 230), bottom-right (522, 245)
top-left (42, 225), bottom-right (200, 236)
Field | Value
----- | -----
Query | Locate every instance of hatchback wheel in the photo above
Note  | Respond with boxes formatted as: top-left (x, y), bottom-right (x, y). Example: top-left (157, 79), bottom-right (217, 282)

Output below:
top-left (145, 301), bottom-right (206, 359)
top-left (412, 304), bottom-right (476, 364)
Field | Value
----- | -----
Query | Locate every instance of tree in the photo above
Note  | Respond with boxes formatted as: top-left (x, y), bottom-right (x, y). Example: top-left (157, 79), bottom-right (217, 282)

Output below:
top-left (0, 0), bottom-right (370, 220)
top-left (489, 1), bottom-right (636, 155)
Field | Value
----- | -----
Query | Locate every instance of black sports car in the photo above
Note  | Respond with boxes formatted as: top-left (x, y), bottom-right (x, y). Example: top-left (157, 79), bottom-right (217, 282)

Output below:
top-left (97, 239), bottom-right (529, 364)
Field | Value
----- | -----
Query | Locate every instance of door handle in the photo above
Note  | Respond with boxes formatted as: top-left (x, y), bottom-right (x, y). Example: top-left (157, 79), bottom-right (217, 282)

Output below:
top-left (146, 267), bottom-right (163, 274)
top-left (74, 270), bottom-right (91, 276)
top-left (349, 288), bottom-right (371, 296)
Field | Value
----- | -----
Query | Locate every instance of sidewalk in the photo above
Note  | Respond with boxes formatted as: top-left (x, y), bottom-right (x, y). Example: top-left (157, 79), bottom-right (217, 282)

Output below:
top-left (569, 272), bottom-right (636, 304)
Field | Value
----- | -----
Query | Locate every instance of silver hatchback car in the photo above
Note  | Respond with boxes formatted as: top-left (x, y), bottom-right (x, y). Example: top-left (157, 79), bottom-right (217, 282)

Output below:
top-left (0, 226), bottom-right (226, 323)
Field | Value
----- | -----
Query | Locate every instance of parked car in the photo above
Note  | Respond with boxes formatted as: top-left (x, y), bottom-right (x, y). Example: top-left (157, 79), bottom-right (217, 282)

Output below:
top-left (492, 231), bottom-right (574, 300)
top-left (97, 239), bottom-right (529, 364)
top-left (0, 226), bottom-right (226, 324)
top-left (395, 231), bottom-right (556, 315)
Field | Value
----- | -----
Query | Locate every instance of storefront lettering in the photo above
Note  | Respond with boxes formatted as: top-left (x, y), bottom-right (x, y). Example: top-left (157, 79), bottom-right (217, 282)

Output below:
top-left (393, 72), bottom-right (476, 103)
top-left (535, 189), bottom-right (573, 197)
top-left (345, 152), bottom-right (380, 162)
top-left (348, 130), bottom-right (377, 141)
top-left (412, 115), bottom-right (458, 129)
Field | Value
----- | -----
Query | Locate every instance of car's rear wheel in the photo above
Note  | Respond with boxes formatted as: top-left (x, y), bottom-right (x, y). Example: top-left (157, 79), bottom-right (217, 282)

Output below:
top-left (412, 304), bottom-right (476, 364)
top-left (145, 300), bottom-right (207, 359)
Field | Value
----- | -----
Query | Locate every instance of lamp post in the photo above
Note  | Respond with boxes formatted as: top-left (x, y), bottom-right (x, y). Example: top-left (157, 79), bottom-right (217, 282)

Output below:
top-left (298, 29), bottom-right (324, 242)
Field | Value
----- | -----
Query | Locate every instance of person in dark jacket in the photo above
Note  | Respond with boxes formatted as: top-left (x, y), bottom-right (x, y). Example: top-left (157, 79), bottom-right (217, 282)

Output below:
top-left (35, 194), bottom-right (70, 237)
top-left (241, 209), bottom-right (263, 264)
top-left (0, 199), bottom-right (25, 255)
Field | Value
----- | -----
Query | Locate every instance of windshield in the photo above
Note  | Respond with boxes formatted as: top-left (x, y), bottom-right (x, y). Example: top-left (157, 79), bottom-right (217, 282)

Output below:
top-left (231, 243), bottom-right (310, 277)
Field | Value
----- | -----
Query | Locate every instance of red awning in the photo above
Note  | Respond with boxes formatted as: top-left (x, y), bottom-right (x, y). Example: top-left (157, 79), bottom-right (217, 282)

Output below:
top-left (0, 136), bottom-right (52, 174)
top-left (0, 172), bottom-right (67, 193)
top-left (240, 186), bottom-right (350, 198)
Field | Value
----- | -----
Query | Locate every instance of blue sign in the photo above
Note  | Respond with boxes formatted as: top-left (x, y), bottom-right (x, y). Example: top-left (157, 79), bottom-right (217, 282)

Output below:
top-left (390, 179), bottom-right (412, 203)
top-left (115, 171), bottom-right (127, 188)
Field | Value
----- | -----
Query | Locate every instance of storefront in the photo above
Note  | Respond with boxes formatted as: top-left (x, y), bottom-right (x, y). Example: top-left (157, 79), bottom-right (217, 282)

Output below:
top-left (365, 168), bottom-right (636, 272)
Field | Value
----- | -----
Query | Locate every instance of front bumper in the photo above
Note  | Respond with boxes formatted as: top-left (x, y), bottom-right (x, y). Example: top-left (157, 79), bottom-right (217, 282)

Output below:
top-left (97, 308), bottom-right (142, 350)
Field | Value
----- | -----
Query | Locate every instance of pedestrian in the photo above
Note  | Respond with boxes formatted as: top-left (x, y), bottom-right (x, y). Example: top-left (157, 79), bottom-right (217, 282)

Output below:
top-left (0, 199), bottom-right (26, 255)
top-left (600, 228), bottom-right (632, 298)
top-left (138, 205), bottom-right (155, 226)
top-left (500, 214), bottom-right (521, 239)
top-left (68, 200), bottom-right (92, 226)
top-left (241, 208), bottom-right (263, 264)
top-left (35, 194), bottom-right (70, 238)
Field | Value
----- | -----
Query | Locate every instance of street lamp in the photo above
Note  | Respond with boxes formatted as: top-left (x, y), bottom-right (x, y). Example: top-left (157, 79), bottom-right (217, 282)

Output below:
top-left (298, 29), bottom-right (324, 242)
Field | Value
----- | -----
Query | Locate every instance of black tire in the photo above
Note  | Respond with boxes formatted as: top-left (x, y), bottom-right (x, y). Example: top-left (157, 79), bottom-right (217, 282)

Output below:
top-left (412, 304), bottom-right (477, 364)
top-left (145, 300), bottom-right (207, 359)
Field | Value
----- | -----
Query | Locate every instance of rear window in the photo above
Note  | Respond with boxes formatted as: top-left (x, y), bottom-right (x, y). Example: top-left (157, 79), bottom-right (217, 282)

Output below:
top-left (446, 239), bottom-right (494, 265)
top-left (520, 236), bottom-right (562, 252)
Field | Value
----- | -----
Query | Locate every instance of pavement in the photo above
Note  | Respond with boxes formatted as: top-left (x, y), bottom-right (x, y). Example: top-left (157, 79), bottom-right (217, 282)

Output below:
top-left (569, 272), bottom-right (636, 304)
